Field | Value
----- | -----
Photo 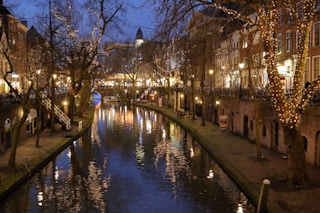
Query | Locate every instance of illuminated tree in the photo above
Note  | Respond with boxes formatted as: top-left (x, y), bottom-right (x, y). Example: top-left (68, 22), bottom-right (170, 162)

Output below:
top-left (0, 33), bottom-right (36, 168)
top-left (219, 0), bottom-right (318, 187)
top-left (39, 0), bottom-right (122, 120)
top-left (154, 0), bottom-right (319, 186)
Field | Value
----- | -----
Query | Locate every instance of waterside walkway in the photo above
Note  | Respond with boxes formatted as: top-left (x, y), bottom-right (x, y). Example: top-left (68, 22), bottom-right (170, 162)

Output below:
top-left (0, 108), bottom-right (94, 202)
top-left (135, 103), bottom-right (320, 213)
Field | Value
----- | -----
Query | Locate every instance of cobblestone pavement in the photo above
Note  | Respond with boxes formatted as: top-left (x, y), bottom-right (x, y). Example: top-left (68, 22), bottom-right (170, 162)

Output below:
top-left (137, 103), bottom-right (320, 213)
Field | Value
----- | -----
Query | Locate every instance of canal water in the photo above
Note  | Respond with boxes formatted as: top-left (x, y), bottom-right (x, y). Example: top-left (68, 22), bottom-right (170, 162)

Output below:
top-left (0, 103), bottom-right (255, 213)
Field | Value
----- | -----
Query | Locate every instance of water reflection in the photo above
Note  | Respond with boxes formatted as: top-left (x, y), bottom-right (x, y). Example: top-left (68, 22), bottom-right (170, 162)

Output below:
top-left (0, 103), bottom-right (254, 213)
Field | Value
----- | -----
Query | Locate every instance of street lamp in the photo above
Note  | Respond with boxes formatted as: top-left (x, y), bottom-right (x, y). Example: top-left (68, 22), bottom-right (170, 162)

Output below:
top-left (51, 73), bottom-right (57, 132)
top-left (239, 63), bottom-right (244, 88)
top-left (36, 69), bottom-right (41, 89)
top-left (191, 74), bottom-right (195, 120)
top-left (35, 69), bottom-right (42, 147)
top-left (209, 69), bottom-right (214, 121)
top-left (209, 69), bottom-right (213, 93)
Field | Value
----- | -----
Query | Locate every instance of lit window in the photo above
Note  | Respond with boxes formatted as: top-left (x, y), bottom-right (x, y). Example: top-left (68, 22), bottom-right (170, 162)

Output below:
top-left (278, 9), bottom-right (283, 26)
top-left (242, 35), bottom-right (248, 49)
top-left (313, 56), bottom-right (320, 79)
top-left (286, 31), bottom-right (291, 52)
top-left (277, 34), bottom-right (282, 54)
top-left (314, 22), bottom-right (320, 47)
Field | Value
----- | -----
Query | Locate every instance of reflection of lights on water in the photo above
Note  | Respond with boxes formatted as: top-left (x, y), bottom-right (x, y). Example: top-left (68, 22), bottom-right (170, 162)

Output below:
top-left (207, 169), bottom-right (214, 179)
top-left (190, 148), bottom-right (194, 157)
top-left (237, 204), bottom-right (243, 213)
top-left (162, 129), bottom-right (166, 140)
top-left (67, 149), bottom-right (71, 158)
top-left (55, 166), bottom-right (59, 182)
top-left (146, 120), bottom-right (152, 134)
top-left (37, 191), bottom-right (43, 206)
top-left (135, 144), bottom-right (145, 165)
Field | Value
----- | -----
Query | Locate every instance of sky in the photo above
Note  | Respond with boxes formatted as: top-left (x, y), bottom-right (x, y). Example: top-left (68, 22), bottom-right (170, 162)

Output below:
top-left (11, 0), bottom-right (155, 42)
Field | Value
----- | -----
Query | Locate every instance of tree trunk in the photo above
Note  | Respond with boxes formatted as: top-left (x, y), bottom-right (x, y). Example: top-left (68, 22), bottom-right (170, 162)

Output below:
top-left (35, 98), bottom-right (42, 147)
top-left (76, 80), bottom-right (91, 117)
top-left (283, 125), bottom-right (306, 187)
top-left (68, 94), bottom-right (75, 122)
top-left (8, 110), bottom-right (28, 168)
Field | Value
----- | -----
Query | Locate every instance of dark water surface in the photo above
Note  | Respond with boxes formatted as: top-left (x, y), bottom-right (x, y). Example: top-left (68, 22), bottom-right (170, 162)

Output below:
top-left (0, 103), bottom-right (254, 213)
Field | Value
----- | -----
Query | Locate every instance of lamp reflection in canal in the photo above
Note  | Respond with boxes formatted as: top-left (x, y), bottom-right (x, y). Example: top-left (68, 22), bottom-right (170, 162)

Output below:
top-left (55, 166), bottom-right (59, 183)
top-left (207, 169), bottom-right (214, 179)
top-left (3, 105), bottom-right (256, 213)
top-left (91, 103), bottom-right (101, 146)
top-left (37, 191), bottom-right (43, 206)
top-left (190, 148), bottom-right (194, 157)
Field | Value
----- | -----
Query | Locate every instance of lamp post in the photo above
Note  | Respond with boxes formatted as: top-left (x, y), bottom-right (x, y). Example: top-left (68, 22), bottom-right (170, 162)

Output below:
top-left (239, 63), bottom-right (244, 88)
top-left (209, 69), bottom-right (213, 93)
top-left (191, 74), bottom-right (195, 120)
top-left (35, 69), bottom-right (41, 147)
top-left (51, 73), bottom-right (57, 132)
top-left (36, 69), bottom-right (41, 89)
top-left (209, 69), bottom-right (213, 121)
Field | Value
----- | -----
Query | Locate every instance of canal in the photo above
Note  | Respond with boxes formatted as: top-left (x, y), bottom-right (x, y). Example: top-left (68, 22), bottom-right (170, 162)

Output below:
top-left (0, 103), bottom-right (255, 213)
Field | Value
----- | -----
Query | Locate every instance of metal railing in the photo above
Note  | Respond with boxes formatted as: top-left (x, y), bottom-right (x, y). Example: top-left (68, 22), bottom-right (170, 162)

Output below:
top-left (40, 93), bottom-right (71, 130)
top-left (210, 88), bottom-right (320, 105)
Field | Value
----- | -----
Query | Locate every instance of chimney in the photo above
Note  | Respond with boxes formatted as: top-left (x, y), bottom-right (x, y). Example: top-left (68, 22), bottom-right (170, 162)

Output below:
top-left (0, 0), bottom-right (3, 5)
top-left (21, 20), bottom-right (28, 28)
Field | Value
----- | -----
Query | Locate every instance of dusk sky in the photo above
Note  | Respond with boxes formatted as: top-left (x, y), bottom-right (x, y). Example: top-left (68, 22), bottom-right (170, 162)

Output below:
top-left (12, 0), bottom-right (155, 41)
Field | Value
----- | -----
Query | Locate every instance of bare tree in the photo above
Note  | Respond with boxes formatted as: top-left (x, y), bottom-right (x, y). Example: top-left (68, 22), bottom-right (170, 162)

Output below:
top-left (27, 26), bottom-right (51, 147)
top-left (0, 36), bottom-right (36, 168)
top-left (111, 45), bottom-right (140, 96)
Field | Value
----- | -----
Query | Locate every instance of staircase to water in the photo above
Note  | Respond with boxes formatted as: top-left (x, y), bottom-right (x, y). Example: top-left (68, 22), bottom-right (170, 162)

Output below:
top-left (40, 93), bottom-right (71, 130)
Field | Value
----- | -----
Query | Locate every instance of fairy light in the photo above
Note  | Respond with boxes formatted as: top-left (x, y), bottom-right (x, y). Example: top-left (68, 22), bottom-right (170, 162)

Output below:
top-left (211, 0), bottom-right (319, 129)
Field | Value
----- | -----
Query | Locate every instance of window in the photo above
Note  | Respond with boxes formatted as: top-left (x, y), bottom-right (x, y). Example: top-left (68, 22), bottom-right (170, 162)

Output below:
top-left (277, 34), bottom-right (282, 54)
top-left (253, 54), bottom-right (260, 66)
top-left (286, 31), bottom-right (291, 52)
top-left (286, 9), bottom-right (291, 23)
top-left (278, 9), bottom-right (283, 26)
top-left (242, 35), bottom-right (248, 49)
top-left (313, 56), bottom-right (320, 79)
top-left (262, 125), bottom-right (267, 137)
top-left (303, 137), bottom-right (307, 151)
top-left (253, 31), bottom-right (260, 45)
top-left (297, 3), bottom-right (303, 19)
top-left (314, 22), bottom-right (320, 47)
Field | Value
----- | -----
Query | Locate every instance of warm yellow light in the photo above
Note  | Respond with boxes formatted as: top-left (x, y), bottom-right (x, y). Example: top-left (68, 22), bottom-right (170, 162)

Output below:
top-left (209, 69), bottom-right (214, 75)
top-left (53, 74), bottom-right (57, 79)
